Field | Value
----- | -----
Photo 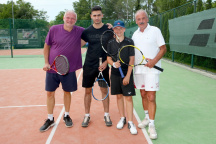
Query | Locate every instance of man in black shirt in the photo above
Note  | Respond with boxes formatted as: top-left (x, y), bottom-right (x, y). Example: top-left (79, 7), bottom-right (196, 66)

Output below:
top-left (107, 20), bottom-right (137, 134)
top-left (81, 6), bottom-right (112, 127)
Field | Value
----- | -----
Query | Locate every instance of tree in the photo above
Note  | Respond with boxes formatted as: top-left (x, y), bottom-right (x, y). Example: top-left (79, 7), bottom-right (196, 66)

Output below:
top-left (0, 1), bottom-right (18, 19)
top-left (205, 0), bottom-right (212, 9)
top-left (73, 0), bottom-right (91, 20)
top-left (102, 0), bottom-right (137, 20)
top-left (0, 0), bottom-right (48, 20)
top-left (55, 11), bottom-right (65, 21)
top-left (197, 0), bottom-right (204, 12)
top-left (135, 0), bottom-right (142, 11)
top-left (213, 1), bottom-right (216, 8)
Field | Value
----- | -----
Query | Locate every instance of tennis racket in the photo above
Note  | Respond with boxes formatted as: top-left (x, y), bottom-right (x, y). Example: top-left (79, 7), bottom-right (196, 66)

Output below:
top-left (100, 30), bottom-right (125, 78)
top-left (49, 55), bottom-right (70, 75)
top-left (92, 57), bottom-right (109, 101)
top-left (119, 45), bottom-right (164, 72)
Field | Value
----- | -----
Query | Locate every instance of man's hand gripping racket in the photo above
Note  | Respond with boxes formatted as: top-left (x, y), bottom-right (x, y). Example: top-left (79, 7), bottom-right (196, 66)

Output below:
top-left (43, 55), bottom-right (70, 75)
top-left (119, 45), bottom-right (164, 72)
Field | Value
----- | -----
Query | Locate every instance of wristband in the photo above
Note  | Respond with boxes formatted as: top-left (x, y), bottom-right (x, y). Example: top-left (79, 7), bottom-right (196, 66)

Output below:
top-left (113, 62), bottom-right (116, 68)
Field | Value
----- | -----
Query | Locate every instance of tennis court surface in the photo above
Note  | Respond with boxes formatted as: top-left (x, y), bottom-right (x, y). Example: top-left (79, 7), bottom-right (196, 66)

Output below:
top-left (0, 49), bottom-right (215, 144)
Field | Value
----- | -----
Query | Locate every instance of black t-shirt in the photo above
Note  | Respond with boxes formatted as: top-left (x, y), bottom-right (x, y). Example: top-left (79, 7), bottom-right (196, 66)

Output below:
top-left (107, 37), bottom-right (134, 76)
top-left (81, 24), bottom-right (111, 68)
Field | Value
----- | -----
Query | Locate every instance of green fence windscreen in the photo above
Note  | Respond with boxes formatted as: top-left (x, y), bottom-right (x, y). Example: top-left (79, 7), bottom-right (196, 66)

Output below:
top-left (125, 25), bottom-right (138, 38)
top-left (169, 8), bottom-right (216, 58)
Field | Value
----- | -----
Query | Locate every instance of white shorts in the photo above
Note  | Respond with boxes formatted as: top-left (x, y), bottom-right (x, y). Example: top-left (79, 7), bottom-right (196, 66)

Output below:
top-left (134, 74), bottom-right (160, 91)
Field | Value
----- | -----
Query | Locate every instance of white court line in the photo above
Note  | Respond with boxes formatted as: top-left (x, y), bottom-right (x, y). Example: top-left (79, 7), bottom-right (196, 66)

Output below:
top-left (46, 69), bottom-right (83, 144)
top-left (162, 59), bottom-right (216, 79)
top-left (0, 104), bottom-right (63, 109)
top-left (0, 68), bottom-right (43, 70)
top-left (133, 108), bottom-right (153, 144)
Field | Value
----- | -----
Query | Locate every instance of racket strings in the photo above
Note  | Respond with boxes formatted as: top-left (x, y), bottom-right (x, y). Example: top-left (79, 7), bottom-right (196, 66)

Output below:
top-left (92, 79), bottom-right (109, 100)
top-left (101, 30), bottom-right (117, 54)
top-left (119, 45), bottom-right (144, 66)
top-left (98, 79), bottom-right (108, 88)
top-left (55, 56), bottom-right (69, 74)
top-left (119, 45), bottom-right (132, 65)
top-left (134, 48), bottom-right (145, 65)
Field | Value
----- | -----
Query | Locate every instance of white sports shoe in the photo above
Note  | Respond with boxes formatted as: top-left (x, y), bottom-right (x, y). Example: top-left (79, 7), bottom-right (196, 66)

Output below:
top-left (138, 117), bottom-right (150, 129)
top-left (148, 125), bottom-right (157, 139)
top-left (128, 122), bottom-right (138, 135)
top-left (116, 117), bottom-right (126, 129)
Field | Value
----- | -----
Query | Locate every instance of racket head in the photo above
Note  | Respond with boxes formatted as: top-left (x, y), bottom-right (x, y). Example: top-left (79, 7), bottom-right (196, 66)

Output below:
top-left (100, 30), bottom-right (120, 56)
top-left (92, 72), bottom-right (109, 101)
top-left (52, 55), bottom-right (69, 75)
top-left (119, 45), bottom-right (145, 66)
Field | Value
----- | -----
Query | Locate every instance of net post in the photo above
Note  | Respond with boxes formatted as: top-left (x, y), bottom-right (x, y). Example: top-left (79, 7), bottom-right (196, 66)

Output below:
top-left (193, 0), bottom-right (197, 13)
top-left (191, 54), bottom-right (194, 68)
top-left (172, 51), bottom-right (175, 62)
top-left (9, 18), bottom-right (13, 58)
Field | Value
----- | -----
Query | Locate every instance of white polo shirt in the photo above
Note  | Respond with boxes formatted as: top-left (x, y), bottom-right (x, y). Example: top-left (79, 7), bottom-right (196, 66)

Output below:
top-left (132, 24), bottom-right (165, 74)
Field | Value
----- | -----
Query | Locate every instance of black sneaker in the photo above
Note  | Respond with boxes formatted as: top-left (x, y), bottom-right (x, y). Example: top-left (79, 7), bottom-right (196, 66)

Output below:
top-left (39, 118), bottom-right (55, 132)
top-left (104, 115), bottom-right (112, 126)
top-left (82, 116), bottom-right (90, 127)
top-left (63, 115), bottom-right (73, 127)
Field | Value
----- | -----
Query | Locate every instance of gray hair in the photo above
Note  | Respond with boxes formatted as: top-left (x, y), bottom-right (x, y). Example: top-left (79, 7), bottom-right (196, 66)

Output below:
top-left (64, 10), bottom-right (77, 19)
top-left (135, 9), bottom-right (148, 20)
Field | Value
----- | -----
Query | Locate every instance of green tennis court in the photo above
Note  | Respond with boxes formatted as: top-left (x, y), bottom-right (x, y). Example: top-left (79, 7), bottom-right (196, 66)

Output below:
top-left (0, 50), bottom-right (215, 144)
top-left (134, 59), bottom-right (216, 144)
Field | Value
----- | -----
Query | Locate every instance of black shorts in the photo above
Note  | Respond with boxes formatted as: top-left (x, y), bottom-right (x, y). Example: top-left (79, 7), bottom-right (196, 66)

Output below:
top-left (82, 65), bottom-right (110, 88)
top-left (110, 74), bottom-right (136, 96)
top-left (45, 72), bottom-right (77, 92)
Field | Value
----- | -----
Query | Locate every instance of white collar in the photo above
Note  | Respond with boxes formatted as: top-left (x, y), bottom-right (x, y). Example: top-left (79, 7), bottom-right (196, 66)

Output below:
top-left (138, 23), bottom-right (150, 33)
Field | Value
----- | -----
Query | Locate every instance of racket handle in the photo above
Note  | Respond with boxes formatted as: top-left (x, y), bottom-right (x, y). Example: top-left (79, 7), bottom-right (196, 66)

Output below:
top-left (118, 67), bottom-right (125, 78)
top-left (99, 57), bottom-right (102, 66)
top-left (153, 65), bottom-right (164, 72)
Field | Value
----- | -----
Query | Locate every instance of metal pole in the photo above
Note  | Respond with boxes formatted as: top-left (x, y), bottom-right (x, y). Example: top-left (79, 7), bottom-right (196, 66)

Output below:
top-left (172, 9), bottom-right (176, 62)
top-left (12, 0), bottom-right (14, 28)
top-left (127, 0), bottom-right (128, 20)
top-left (9, 19), bottom-right (13, 58)
top-left (12, 0), bottom-right (15, 52)
top-left (91, 0), bottom-right (92, 24)
top-left (191, 0), bottom-right (197, 68)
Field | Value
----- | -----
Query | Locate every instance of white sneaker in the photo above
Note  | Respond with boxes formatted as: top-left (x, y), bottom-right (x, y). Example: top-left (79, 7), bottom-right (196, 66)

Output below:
top-left (116, 117), bottom-right (126, 129)
top-left (148, 125), bottom-right (157, 139)
top-left (128, 122), bottom-right (138, 135)
top-left (138, 117), bottom-right (150, 129)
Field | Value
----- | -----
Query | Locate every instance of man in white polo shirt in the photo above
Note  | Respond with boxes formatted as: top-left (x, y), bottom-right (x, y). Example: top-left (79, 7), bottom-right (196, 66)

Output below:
top-left (132, 9), bottom-right (166, 139)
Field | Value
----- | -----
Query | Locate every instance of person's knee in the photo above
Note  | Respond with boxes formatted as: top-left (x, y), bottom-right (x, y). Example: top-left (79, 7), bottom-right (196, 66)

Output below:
top-left (140, 90), bottom-right (147, 99)
top-left (148, 94), bottom-right (156, 102)
top-left (64, 91), bottom-right (71, 97)
top-left (47, 91), bottom-right (55, 99)
top-left (85, 88), bottom-right (92, 95)
top-left (125, 96), bottom-right (132, 102)
top-left (116, 94), bottom-right (122, 100)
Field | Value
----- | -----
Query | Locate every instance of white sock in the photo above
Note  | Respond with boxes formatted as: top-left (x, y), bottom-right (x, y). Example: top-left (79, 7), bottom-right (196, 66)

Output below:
top-left (48, 114), bottom-right (53, 121)
top-left (104, 112), bottom-right (109, 116)
top-left (144, 110), bottom-right (149, 119)
top-left (149, 119), bottom-right (155, 126)
top-left (128, 121), bottom-right (133, 124)
top-left (120, 117), bottom-right (125, 120)
top-left (64, 112), bottom-right (69, 117)
top-left (85, 113), bottom-right (90, 117)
